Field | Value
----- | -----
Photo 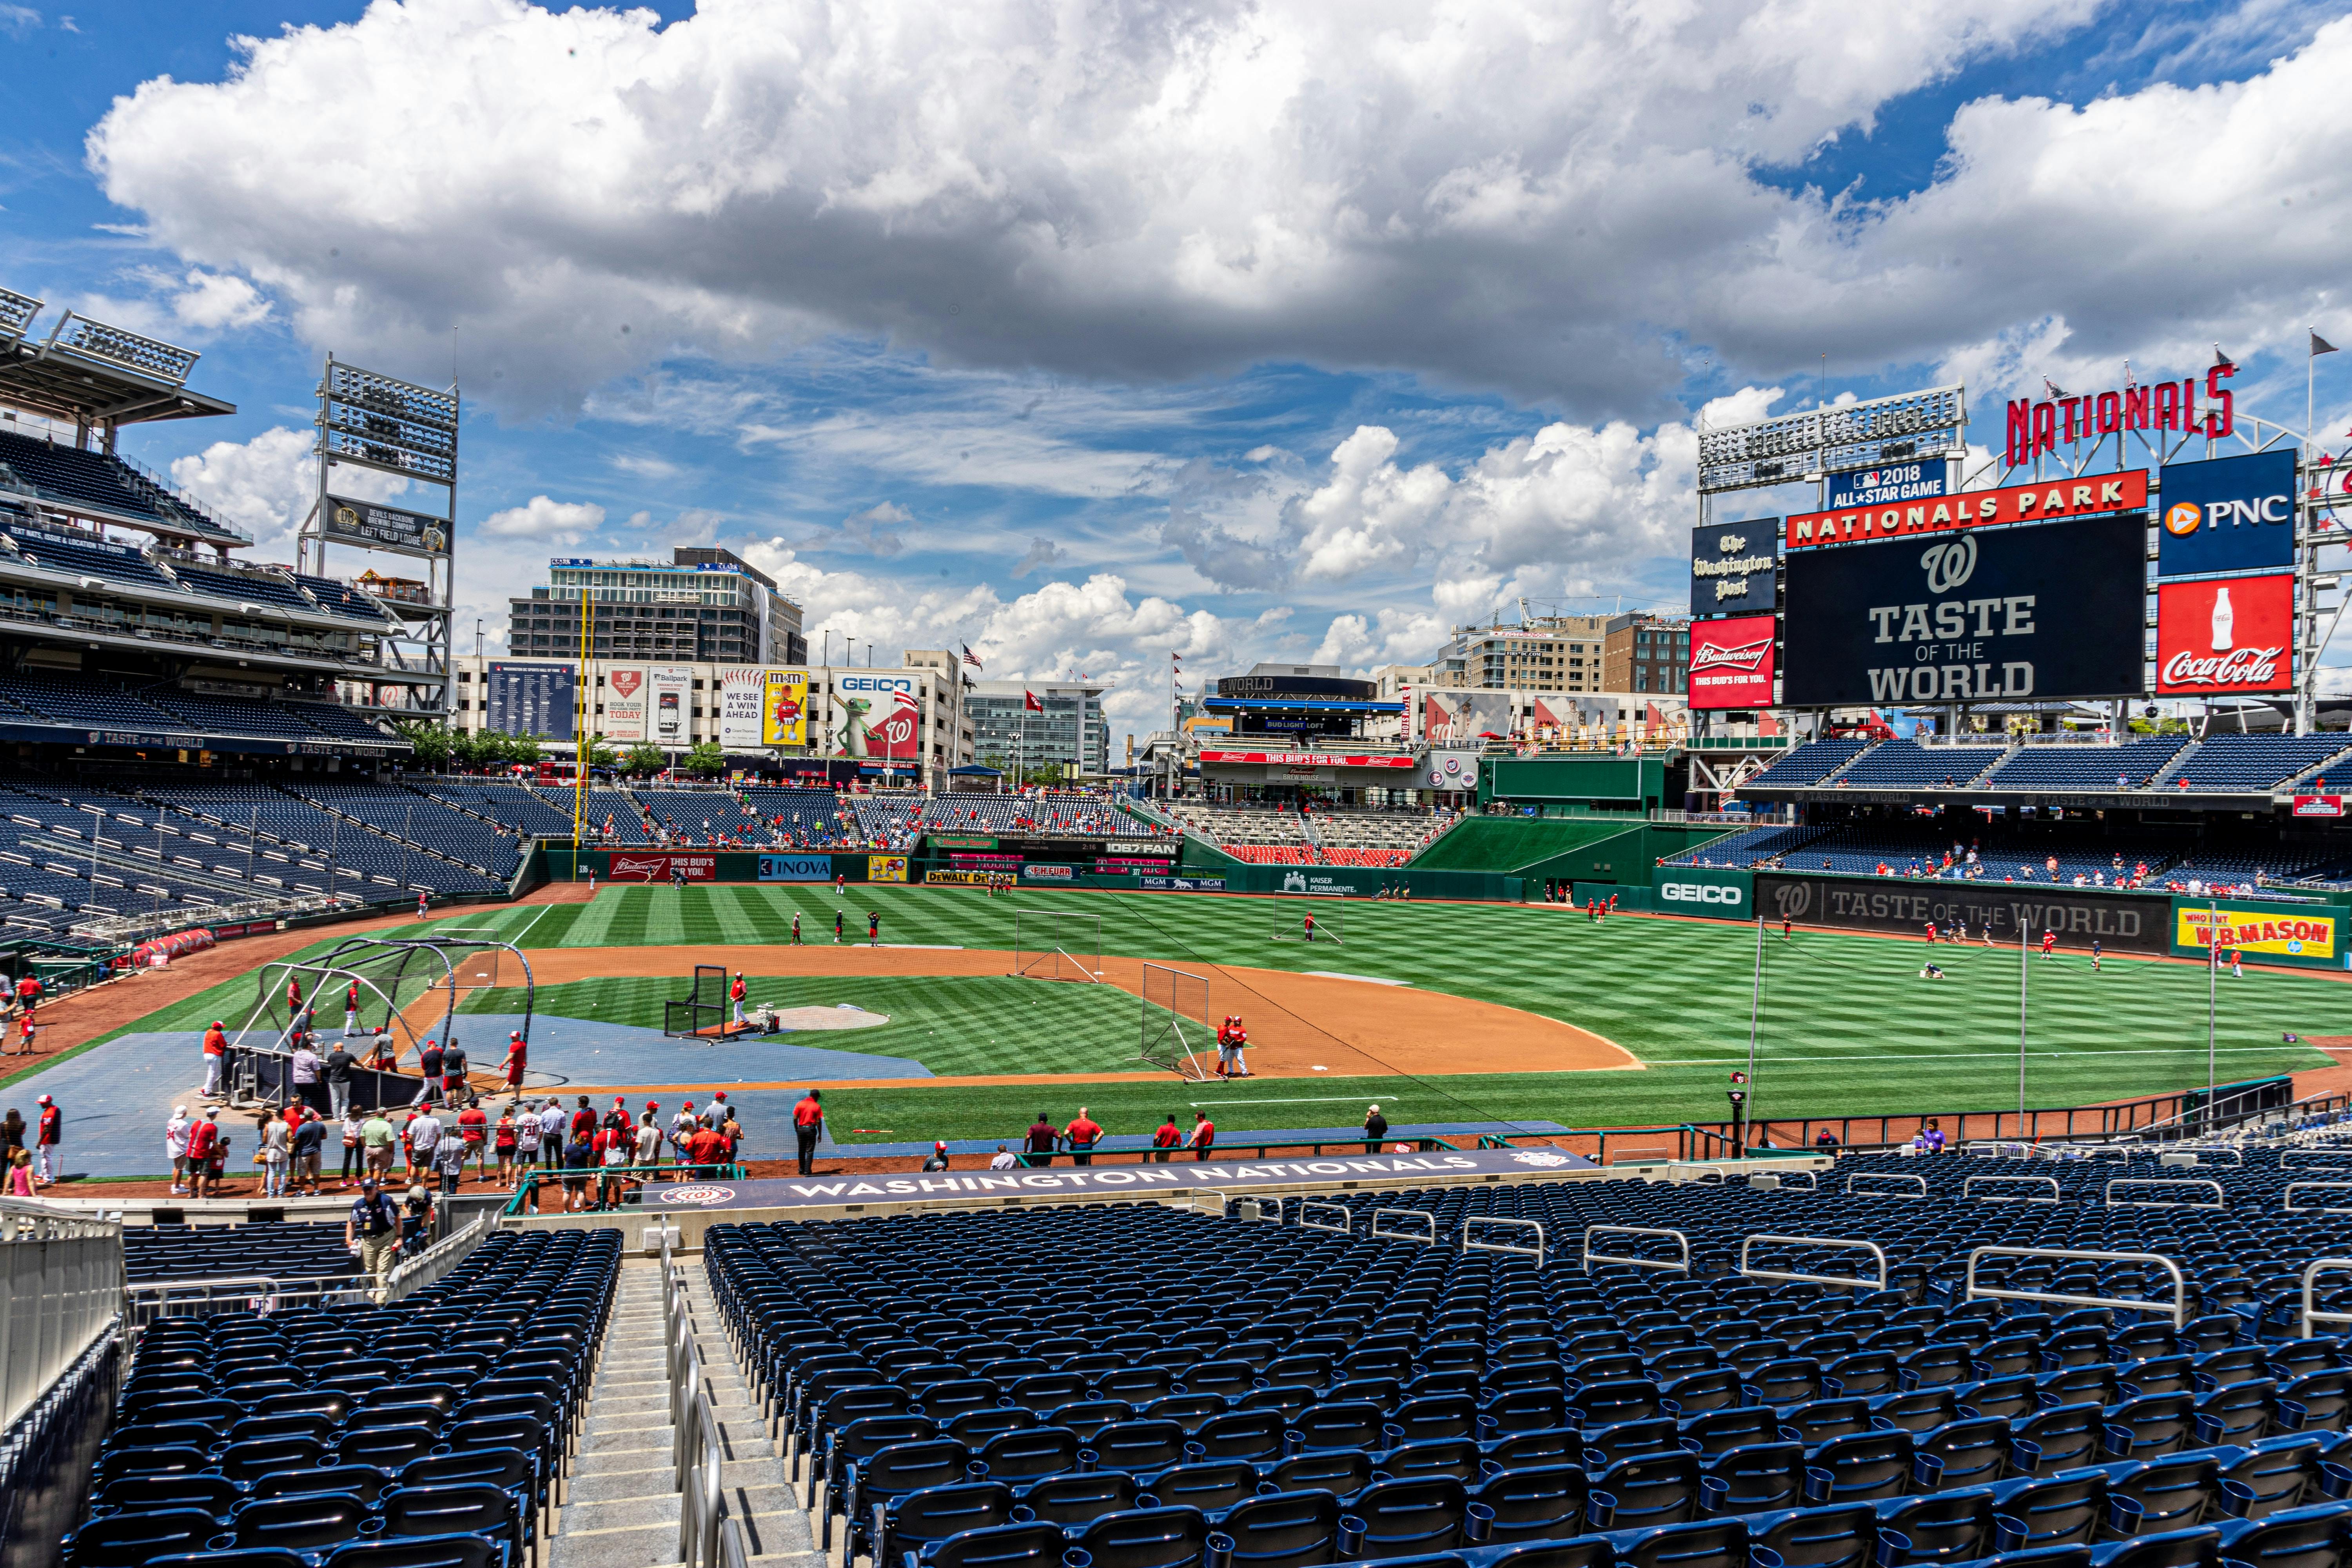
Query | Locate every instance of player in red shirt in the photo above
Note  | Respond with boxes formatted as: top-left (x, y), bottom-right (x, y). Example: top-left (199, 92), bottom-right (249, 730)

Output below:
top-left (2040, 929), bottom-right (2057, 960)
top-left (457, 1102), bottom-right (490, 1178)
top-left (1064, 1107), bottom-right (1102, 1167)
top-left (1186, 1111), bottom-right (1215, 1161)
top-left (1151, 1114), bottom-right (1181, 1164)
top-left (792, 1089), bottom-right (824, 1175)
top-left (1924, 920), bottom-right (1937, 944)
top-left (498, 1032), bottom-right (527, 1096)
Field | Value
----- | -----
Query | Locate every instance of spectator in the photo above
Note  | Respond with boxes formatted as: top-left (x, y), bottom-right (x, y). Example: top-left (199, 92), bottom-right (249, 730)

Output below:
top-left (361, 1107), bottom-right (396, 1182)
top-left (434, 1117), bottom-right (467, 1197)
top-left (515, 1098), bottom-right (542, 1178)
top-left (258, 1107), bottom-right (290, 1198)
top-left (7, 1148), bottom-right (36, 1199)
top-left (988, 1143), bottom-right (1018, 1170)
top-left (401, 1183), bottom-right (434, 1253)
top-left (632, 1108), bottom-right (661, 1174)
top-left (405, 1106), bottom-right (442, 1180)
top-left (493, 1107), bottom-right (519, 1187)
top-left (563, 1126), bottom-right (596, 1212)
top-left (921, 1141), bottom-right (951, 1172)
top-left (1064, 1107), bottom-right (1102, 1167)
top-left (1187, 1111), bottom-right (1215, 1161)
top-left (1151, 1114), bottom-right (1181, 1164)
top-left (324, 1039), bottom-right (359, 1122)
top-left (686, 1118), bottom-right (726, 1180)
top-left (538, 1098), bottom-right (567, 1170)
top-left (165, 1105), bottom-right (192, 1196)
top-left (291, 1110), bottom-right (326, 1196)
top-left (1025, 1112), bottom-right (1057, 1168)
top-left (457, 1099), bottom-right (489, 1177)
top-left (290, 1037), bottom-right (325, 1116)
top-left (793, 1089), bottom-right (824, 1176)
top-left (596, 1118), bottom-right (632, 1209)
top-left (1363, 1103), bottom-right (1389, 1153)
top-left (346, 1177), bottom-right (400, 1300)
top-left (339, 1105), bottom-right (366, 1189)
top-left (1815, 1128), bottom-right (1840, 1148)
top-left (412, 1038), bottom-right (443, 1108)
top-left (185, 1108), bottom-right (222, 1198)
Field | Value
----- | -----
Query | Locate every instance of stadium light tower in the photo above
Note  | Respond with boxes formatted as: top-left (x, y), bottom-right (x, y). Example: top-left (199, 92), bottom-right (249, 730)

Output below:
top-left (300, 355), bottom-right (459, 724)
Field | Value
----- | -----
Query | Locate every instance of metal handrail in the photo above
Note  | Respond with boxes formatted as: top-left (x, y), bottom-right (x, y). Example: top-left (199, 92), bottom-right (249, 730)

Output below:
top-left (1964, 1246), bottom-right (2189, 1329)
top-left (2300, 1259), bottom-right (2352, 1338)
top-left (1298, 1201), bottom-right (1354, 1236)
top-left (1751, 1169), bottom-right (1818, 1191)
top-left (1846, 1173), bottom-right (1927, 1198)
top-left (1370, 1209), bottom-right (1437, 1247)
top-left (2105, 1178), bottom-right (2225, 1210)
top-left (1738, 1233), bottom-right (1887, 1292)
top-left (1583, 1225), bottom-right (1690, 1274)
top-left (382, 1210), bottom-right (491, 1302)
top-left (1463, 1216), bottom-right (1544, 1263)
top-left (125, 1270), bottom-right (358, 1327)
top-left (2283, 1183), bottom-right (2352, 1214)
top-left (1962, 1175), bottom-right (2062, 1204)
top-left (1243, 1197), bottom-right (1283, 1223)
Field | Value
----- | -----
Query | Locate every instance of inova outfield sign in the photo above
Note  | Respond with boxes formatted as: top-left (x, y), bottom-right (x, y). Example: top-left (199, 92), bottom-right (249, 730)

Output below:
top-left (1652, 864), bottom-right (1752, 917)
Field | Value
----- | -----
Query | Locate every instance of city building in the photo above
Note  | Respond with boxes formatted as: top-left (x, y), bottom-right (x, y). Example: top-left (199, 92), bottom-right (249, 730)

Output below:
top-left (1428, 616), bottom-right (1611, 690)
top-left (505, 547), bottom-right (807, 666)
top-left (1602, 613), bottom-right (1692, 695)
top-left (966, 679), bottom-right (1109, 778)
top-left (452, 650), bottom-right (971, 789)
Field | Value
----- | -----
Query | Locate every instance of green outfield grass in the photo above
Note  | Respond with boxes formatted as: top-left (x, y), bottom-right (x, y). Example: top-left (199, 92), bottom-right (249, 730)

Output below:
top-left (77, 881), bottom-right (2348, 1142)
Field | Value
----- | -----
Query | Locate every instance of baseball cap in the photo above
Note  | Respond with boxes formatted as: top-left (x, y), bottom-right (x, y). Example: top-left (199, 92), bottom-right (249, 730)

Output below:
top-left (36, 1095), bottom-right (49, 1106)
top-left (613, 1096), bottom-right (625, 1106)
top-left (647, 1101), bottom-right (659, 1112)
top-left (204, 1107), bottom-right (220, 1118)
top-left (172, 1103), bottom-right (185, 1116)
top-left (360, 1176), bottom-right (378, 1189)
top-left (934, 1141), bottom-right (947, 1153)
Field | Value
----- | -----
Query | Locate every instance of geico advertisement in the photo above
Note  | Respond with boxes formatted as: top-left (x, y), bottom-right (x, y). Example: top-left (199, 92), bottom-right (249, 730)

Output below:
top-left (2176, 905), bottom-right (2337, 960)
top-left (1782, 513), bottom-right (2145, 707)
top-left (1659, 880), bottom-right (1744, 907)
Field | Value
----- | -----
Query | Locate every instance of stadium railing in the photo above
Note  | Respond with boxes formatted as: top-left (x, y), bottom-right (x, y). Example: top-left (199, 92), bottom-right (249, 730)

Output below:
top-left (1011, 1133), bottom-right (1460, 1167)
top-left (504, 1162), bottom-right (753, 1218)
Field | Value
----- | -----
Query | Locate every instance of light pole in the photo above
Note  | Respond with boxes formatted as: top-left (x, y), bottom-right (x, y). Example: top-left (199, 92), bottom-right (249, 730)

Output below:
top-left (2017, 920), bottom-right (2029, 1138)
top-left (2207, 898), bottom-right (2220, 1132)
top-left (1744, 914), bottom-right (1763, 1144)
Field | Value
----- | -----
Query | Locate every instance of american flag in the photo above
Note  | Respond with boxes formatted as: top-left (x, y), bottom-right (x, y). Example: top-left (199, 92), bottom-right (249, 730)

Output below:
top-left (962, 644), bottom-right (982, 668)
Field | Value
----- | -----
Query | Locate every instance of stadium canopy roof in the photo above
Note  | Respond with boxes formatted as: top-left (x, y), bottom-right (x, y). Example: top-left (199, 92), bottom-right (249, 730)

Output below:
top-left (0, 287), bottom-right (234, 429)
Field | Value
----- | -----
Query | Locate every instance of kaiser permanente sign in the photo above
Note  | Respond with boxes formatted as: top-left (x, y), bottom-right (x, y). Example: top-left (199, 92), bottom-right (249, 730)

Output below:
top-left (1785, 472), bottom-right (2148, 549)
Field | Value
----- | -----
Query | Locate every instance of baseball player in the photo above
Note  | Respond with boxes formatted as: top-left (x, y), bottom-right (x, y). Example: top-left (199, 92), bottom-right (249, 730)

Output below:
top-left (790, 912), bottom-right (803, 946)
top-left (834, 909), bottom-right (845, 944)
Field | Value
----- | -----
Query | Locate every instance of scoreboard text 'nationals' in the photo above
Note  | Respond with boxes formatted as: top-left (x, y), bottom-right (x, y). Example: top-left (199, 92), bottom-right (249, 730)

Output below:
top-left (1781, 512), bottom-right (2146, 707)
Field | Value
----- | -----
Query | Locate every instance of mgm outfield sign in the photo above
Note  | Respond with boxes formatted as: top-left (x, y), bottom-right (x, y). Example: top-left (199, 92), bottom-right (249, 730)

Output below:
top-left (1755, 873), bottom-right (2163, 954)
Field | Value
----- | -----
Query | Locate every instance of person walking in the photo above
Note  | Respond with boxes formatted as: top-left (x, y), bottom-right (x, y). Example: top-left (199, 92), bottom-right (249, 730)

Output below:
top-left (166, 1105), bottom-right (192, 1195)
top-left (324, 1038), bottom-right (358, 1122)
top-left (496, 1031), bottom-right (528, 1099)
top-left (730, 971), bottom-right (748, 1026)
top-left (790, 912), bottom-right (802, 946)
top-left (32, 1094), bottom-right (60, 1185)
top-left (1064, 1107), bottom-right (1102, 1167)
top-left (1024, 1112), bottom-right (1057, 1168)
top-left (1151, 1113), bottom-right (1181, 1163)
top-left (343, 980), bottom-right (362, 1038)
top-left (1186, 1111), bottom-right (1215, 1161)
top-left (348, 1176), bottom-right (401, 1301)
top-left (412, 1039), bottom-right (443, 1107)
top-left (1362, 1103), bottom-right (1389, 1154)
top-left (404, 1105), bottom-right (441, 1182)
top-left (202, 1020), bottom-right (229, 1100)
top-left (291, 1110), bottom-right (325, 1195)
top-left (792, 1089), bottom-right (825, 1176)
top-left (186, 1108), bottom-right (222, 1198)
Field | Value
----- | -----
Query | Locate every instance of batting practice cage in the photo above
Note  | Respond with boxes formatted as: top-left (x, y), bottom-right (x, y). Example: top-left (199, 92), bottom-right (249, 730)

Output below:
top-left (1138, 962), bottom-right (1213, 1080)
top-left (664, 964), bottom-right (732, 1038)
top-left (1269, 906), bottom-right (1342, 945)
top-left (1011, 908), bottom-right (1103, 982)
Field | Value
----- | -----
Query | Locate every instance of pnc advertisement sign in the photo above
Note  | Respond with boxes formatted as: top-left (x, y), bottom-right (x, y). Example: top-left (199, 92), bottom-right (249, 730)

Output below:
top-left (1781, 513), bottom-right (2146, 706)
top-left (2155, 574), bottom-right (2294, 696)
top-left (2157, 451), bottom-right (2297, 578)
top-left (1687, 615), bottom-right (1777, 709)
top-left (1786, 470), bottom-right (2147, 550)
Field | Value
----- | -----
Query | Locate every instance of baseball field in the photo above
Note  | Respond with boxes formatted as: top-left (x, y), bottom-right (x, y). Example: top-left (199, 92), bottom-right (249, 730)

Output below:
top-left (65, 880), bottom-right (2347, 1155)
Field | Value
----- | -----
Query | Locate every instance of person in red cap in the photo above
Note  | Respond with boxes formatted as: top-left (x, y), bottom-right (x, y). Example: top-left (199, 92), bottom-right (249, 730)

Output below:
top-left (921, 1141), bottom-right (951, 1172)
top-left (201, 1020), bottom-right (228, 1099)
top-left (497, 1031), bottom-right (527, 1096)
top-left (34, 1094), bottom-right (60, 1185)
top-left (730, 971), bottom-right (748, 1026)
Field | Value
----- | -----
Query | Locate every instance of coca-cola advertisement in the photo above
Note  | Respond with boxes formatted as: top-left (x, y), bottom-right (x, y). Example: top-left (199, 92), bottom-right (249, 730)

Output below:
top-left (2156, 574), bottom-right (2294, 695)
top-left (1687, 614), bottom-right (1777, 709)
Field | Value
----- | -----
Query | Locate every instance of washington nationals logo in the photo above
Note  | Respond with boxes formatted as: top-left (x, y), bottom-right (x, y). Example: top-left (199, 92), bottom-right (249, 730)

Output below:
top-left (1920, 536), bottom-right (1978, 594)
top-left (659, 1186), bottom-right (736, 1207)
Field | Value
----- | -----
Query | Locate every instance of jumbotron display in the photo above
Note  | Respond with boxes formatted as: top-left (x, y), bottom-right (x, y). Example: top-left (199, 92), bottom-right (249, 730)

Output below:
top-left (1781, 512), bottom-right (2147, 706)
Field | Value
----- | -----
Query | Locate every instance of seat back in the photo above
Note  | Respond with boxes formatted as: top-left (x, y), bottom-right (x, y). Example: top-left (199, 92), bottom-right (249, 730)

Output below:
top-left (1072, 1505), bottom-right (1212, 1568)
top-left (1218, 1489), bottom-right (1342, 1568)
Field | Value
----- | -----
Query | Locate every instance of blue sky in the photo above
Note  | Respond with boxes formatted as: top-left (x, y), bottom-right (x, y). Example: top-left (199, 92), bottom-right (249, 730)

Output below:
top-left (4, 0), bottom-right (2352, 743)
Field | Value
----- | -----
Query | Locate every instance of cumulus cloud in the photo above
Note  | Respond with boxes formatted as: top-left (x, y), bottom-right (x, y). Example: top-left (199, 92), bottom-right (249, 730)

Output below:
top-left (167, 426), bottom-right (408, 558)
top-left (88, 0), bottom-right (2150, 415)
top-left (480, 495), bottom-right (605, 542)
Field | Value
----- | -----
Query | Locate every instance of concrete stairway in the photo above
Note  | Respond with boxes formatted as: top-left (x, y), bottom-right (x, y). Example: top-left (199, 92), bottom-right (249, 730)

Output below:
top-left (549, 1257), bottom-right (822, 1568)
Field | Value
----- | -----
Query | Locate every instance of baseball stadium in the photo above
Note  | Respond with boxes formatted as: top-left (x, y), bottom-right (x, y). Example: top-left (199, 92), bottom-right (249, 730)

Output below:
top-left (13, 69), bottom-right (2352, 1568)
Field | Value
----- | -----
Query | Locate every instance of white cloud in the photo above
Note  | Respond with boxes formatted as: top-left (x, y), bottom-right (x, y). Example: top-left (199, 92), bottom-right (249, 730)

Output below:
top-left (480, 495), bottom-right (605, 542)
top-left (167, 426), bottom-right (407, 559)
top-left (87, 0), bottom-right (2121, 415)
top-left (1011, 536), bottom-right (1065, 578)
top-left (169, 269), bottom-right (270, 331)
top-left (0, 6), bottom-right (37, 37)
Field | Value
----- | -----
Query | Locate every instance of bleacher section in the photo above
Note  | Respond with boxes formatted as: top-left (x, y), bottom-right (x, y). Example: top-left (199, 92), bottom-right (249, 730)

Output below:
top-left (140, 689), bottom-right (326, 742)
top-left (1162, 802), bottom-right (1443, 868)
top-left (295, 782), bottom-right (521, 886)
top-left (2165, 735), bottom-right (2352, 793)
top-left (1740, 737), bottom-right (1871, 787)
top-left (287, 703), bottom-right (395, 745)
top-left (293, 573), bottom-right (389, 622)
top-left (137, 779), bottom-right (505, 898)
top-left (0, 426), bottom-right (234, 538)
top-left (71, 1227), bottom-right (615, 1568)
top-left (707, 1141), bottom-right (2352, 1568)
top-left (124, 1221), bottom-right (361, 1286)
top-left (1983, 738), bottom-right (2192, 791)
top-left (423, 782), bottom-right (580, 838)
top-left (0, 521), bottom-right (178, 592)
top-left (1831, 740), bottom-right (2008, 791)
top-left (1665, 823), bottom-right (1829, 867)
top-left (0, 672), bottom-right (190, 732)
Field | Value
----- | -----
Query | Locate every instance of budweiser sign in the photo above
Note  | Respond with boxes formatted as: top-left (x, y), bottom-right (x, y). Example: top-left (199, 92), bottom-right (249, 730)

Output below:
top-left (1196, 750), bottom-right (1416, 769)
top-left (2155, 575), bottom-right (2294, 696)
top-left (1786, 470), bottom-right (2147, 549)
top-left (1687, 613), bottom-right (1776, 709)
top-left (610, 853), bottom-right (717, 882)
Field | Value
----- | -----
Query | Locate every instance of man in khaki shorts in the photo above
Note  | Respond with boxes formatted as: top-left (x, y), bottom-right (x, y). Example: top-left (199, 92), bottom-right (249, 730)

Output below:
top-left (345, 1176), bottom-right (401, 1301)
top-left (361, 1107), bottom-right (396, 1181)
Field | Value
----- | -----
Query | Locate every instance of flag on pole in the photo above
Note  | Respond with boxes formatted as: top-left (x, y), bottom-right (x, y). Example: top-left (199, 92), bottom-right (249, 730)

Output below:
top-left (2213, 343), bottom-right (2236, 369)
top-left (962, 644), bottom-right (983, 668)
top-left (1024, 690), bottom-right (1044, 713)
top-left (2316, 332), bottom-right (2339, 358)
